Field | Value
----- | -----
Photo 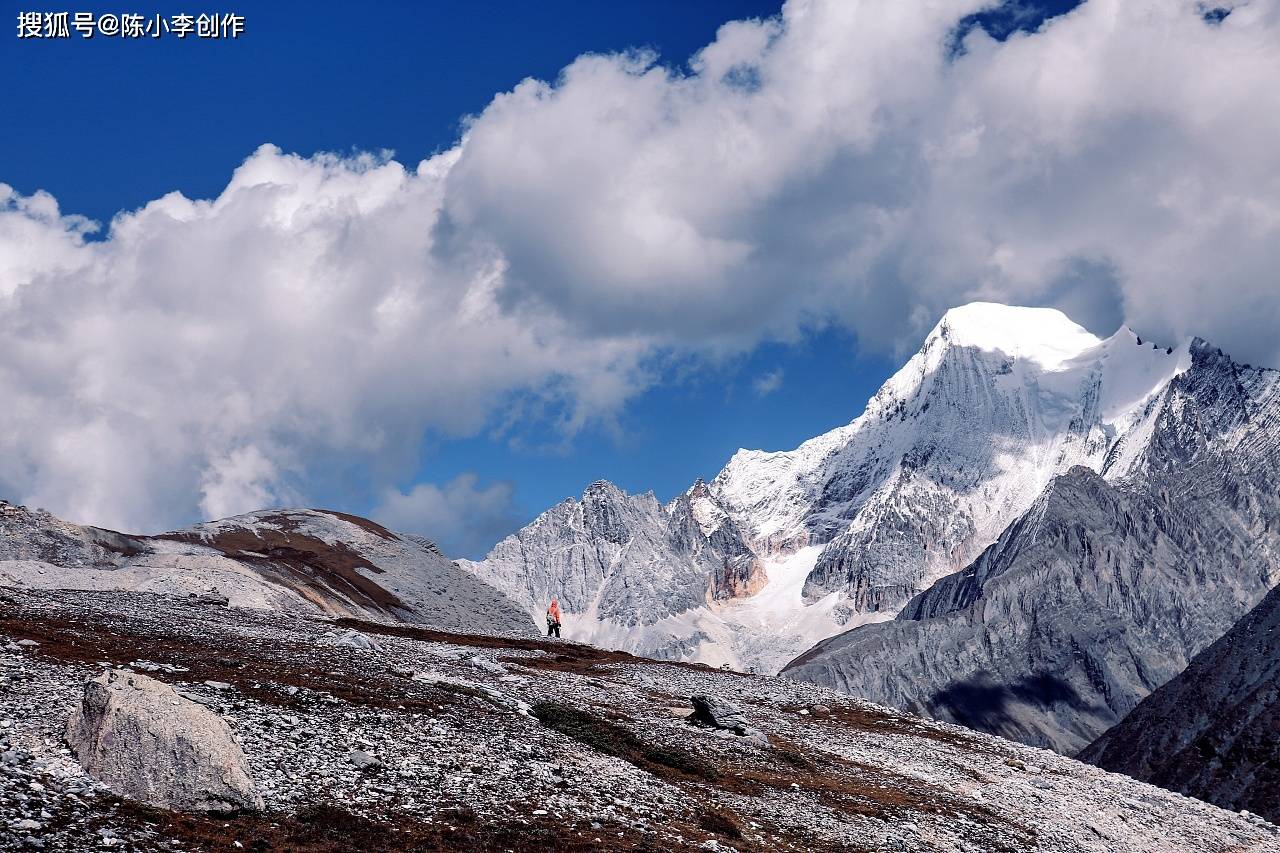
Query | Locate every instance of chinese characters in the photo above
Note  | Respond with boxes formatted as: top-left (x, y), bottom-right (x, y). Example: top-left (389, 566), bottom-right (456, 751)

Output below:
top-left (16, 11), bottom-right (245, 39)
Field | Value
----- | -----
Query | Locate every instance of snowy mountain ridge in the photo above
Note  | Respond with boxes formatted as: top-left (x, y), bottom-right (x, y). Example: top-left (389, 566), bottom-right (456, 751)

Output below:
top-left (711, 303), bottom-right (1188, 558)
top-left (464, 302), bottom-right (1209, 672)
top-left (783, 338), bottom-right (1280, 753)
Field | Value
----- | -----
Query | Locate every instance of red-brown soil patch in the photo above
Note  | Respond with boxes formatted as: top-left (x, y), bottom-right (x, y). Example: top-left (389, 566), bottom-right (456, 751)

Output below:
top-left (157, 513), bottom-right (406, 614)
top-left (99, 799), bottom-right (738, 853)
top-left (337, 617), bottom-right (746, 678)
top-left (782, 702), bottom-right (991, 752)
top-left (530, 700), bottom-right (1028, 847)
top-left (0, 610), bottom-right (451, 714)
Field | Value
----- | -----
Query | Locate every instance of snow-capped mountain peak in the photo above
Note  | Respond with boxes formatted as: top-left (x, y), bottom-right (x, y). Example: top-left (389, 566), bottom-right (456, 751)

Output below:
top-left (682, 479), bottom-right (729, 537)
top-left (463, 302), bottom-right (1270, 674)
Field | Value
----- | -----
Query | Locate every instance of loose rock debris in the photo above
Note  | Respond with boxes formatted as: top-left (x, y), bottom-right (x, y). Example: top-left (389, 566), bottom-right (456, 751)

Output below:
top-left (0, 587), bottom-right (1277, 852)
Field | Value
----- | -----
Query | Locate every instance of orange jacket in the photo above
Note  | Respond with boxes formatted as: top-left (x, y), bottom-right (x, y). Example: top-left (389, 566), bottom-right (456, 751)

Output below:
top-left (547, 600), bottom-right (562, 622)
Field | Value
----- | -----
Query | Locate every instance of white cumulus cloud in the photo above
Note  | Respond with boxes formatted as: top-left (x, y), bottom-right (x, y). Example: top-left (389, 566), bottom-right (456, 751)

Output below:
top-left (2, 0), bottom-right (1278, 541)
top-left (753, 368), bottom-right (785, 397)
top-left (371, 474), bottom-right (522, 560)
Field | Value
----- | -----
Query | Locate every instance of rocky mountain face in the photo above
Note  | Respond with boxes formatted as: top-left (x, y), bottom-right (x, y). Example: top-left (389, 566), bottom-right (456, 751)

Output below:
top-left (673, 480), bottom-right (766, 601)
top-left (1079, 578), bottom-right (1280, 823)
top-left (2, 585), bottom-right (1276, 852)
top-left (0, 501), bottom-right (533, 637)
top-left (783, 340), bottom-right (1280, 754)
top-left (466, 302), bottom-right (1251, 673)
top-left (458, 480), bottom-right (765, 661)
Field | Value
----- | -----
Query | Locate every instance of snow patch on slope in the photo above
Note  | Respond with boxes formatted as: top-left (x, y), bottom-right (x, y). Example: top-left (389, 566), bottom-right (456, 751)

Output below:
top-left (552, 547), bottom-right (876, 673)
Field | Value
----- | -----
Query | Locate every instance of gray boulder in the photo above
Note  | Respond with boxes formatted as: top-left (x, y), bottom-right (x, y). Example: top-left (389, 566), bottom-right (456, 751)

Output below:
top-left (329, 629), bottom-right (381, 651)
top-left (348, 749), bottom-right (381, 771)
top-left (689, 695), bottom-right (750, 732)
top-left (689, 695), bottom-right (767, 743)
top-left (65, 668), bottom-right (262, 812)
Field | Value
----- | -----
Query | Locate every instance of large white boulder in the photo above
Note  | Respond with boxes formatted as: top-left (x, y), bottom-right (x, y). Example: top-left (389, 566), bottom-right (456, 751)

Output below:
top-left (66, 668), bottom-right (263, 812)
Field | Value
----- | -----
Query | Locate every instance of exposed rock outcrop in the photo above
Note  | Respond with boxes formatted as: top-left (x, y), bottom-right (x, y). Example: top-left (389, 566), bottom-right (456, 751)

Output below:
top-left (688, 694), bottom-right (768, 743)
top-left (65, 668), bottom-right (263, 812)
top-left (1080, 581), bottom-right (1280, 822)
top-left (689, 695), bottom-right (754, 734)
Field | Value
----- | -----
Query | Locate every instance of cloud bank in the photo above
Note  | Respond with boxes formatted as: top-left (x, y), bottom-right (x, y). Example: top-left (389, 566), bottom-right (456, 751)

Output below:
top-left (372, 475), bottom-right (522, 560)
top-left (2, 0), bottom-right (1278, 539)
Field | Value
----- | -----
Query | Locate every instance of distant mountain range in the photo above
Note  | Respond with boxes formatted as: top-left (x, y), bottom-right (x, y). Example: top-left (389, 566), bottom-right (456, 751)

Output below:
top-left (460, 301), bottom-right (1280, 757)
top-left (4, 300), bottom-right (1278, 815)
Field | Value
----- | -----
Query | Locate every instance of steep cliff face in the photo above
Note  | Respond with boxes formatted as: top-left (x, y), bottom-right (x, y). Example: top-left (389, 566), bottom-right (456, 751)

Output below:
top-left (672, 480), bottom-right (766, 601)
top-left (783, 341), bottom-right (1280, 753)
top-left (458, 481), bottom-right (706, 627)
top-left (1079, 581), bottom-right (1280, 823)
top-left (467, 303), bottom-right (1230, 672)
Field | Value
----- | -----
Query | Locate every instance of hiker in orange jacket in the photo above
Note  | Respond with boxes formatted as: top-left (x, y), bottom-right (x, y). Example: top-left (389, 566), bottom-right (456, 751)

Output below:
top-left (546, 598), bottom-right (562, 638)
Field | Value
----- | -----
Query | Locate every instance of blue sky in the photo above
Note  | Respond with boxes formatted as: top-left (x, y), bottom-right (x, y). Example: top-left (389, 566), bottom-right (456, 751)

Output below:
top-left (6, 0), bottom-right (1269, 558)
top-left (4, 1), bottom-right (782, 226)
top-left (4, 0), bottom-right (1081, 227)
top-left (5, 0), bottom-right (893, 552)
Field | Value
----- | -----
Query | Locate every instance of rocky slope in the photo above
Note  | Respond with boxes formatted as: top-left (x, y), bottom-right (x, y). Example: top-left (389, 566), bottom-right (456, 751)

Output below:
top-left (466, 303), bottom-right (1252, 673)
top-left (1, 585), bottom-right (1276, 852)
top-left (1079, 579), bottom-right (1280, 823)
top-left (0, 502), bottom-right (533, 637)
top-left (783, 340), bottom-right (1280, 753)
top-left (459, 480), bottom-right (782, 665)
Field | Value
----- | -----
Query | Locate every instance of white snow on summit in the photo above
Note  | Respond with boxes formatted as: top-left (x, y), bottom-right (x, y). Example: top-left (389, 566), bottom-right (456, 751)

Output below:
top-left (929, 302), bottom-right (1102, 369)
